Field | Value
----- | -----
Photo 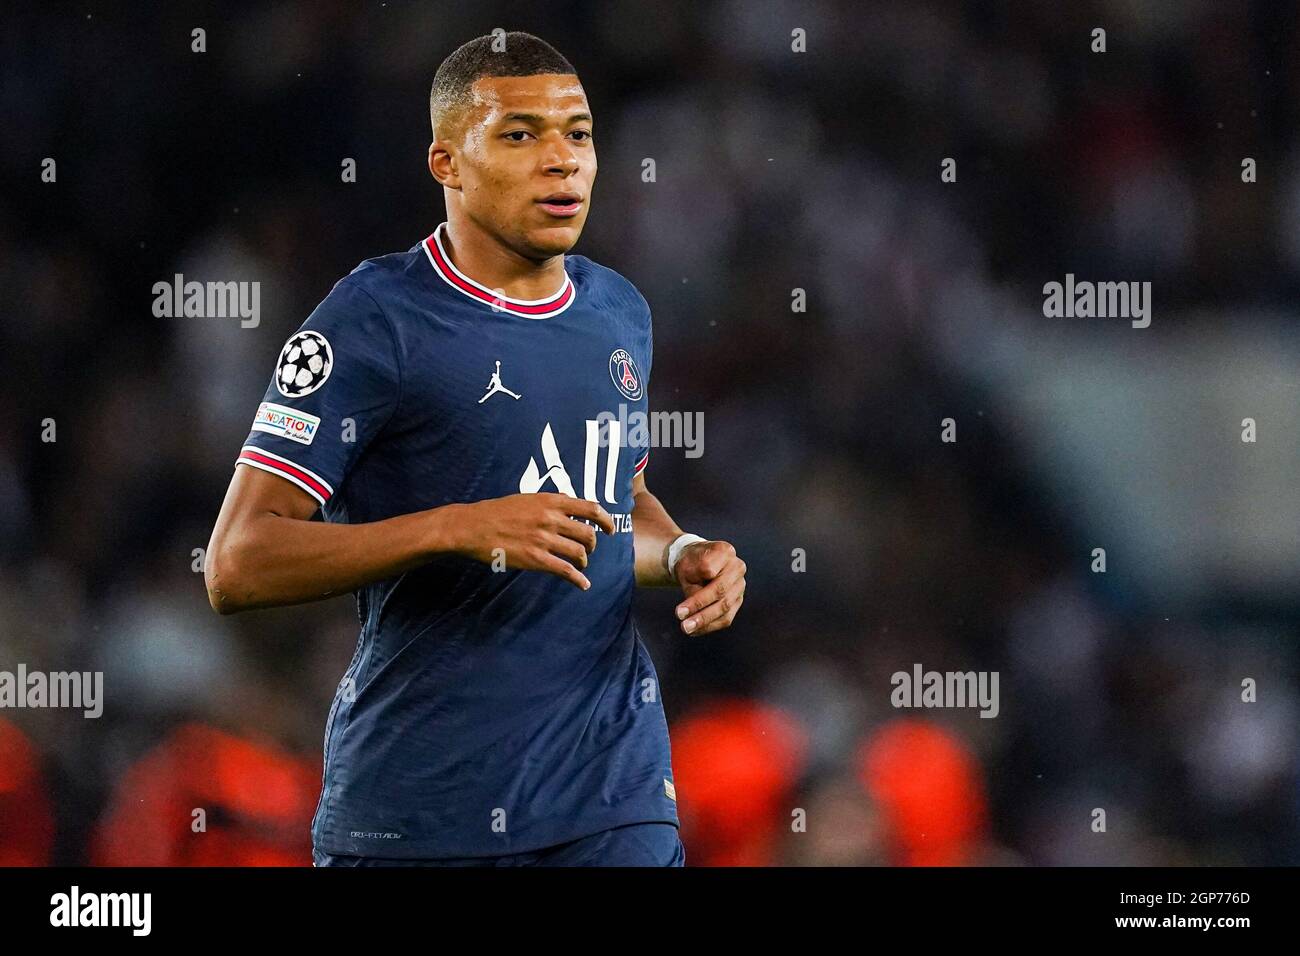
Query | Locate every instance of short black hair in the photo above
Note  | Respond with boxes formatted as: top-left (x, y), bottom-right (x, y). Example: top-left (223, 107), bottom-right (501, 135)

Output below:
top-left (430, 32), bottom-right (577, 140)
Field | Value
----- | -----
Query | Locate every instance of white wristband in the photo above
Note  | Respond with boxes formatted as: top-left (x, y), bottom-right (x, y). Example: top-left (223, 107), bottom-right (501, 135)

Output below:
top-left (666, 533), bottom-right (707, 577)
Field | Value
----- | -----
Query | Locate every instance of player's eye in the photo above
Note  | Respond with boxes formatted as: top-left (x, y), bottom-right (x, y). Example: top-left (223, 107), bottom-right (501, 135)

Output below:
top-left (569, 130), bottom-right (592, 142)
top-left (503, 130), bottom-right (533, 142)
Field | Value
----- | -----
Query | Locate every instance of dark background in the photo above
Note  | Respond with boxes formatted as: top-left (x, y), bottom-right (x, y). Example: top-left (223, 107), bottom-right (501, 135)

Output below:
top-left (1, 1), bottom-right (1297, 865)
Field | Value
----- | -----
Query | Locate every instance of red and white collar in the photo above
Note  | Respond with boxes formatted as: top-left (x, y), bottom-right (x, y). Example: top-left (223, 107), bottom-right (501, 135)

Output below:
top-left (422, 222), bottom-right (575, 319)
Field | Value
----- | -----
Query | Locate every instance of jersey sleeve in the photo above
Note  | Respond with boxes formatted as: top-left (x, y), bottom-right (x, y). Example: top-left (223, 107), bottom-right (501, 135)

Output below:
top-left (235, 277), bottom-right (400, 507)
top-left (632, 295), bottom-right (653, 478)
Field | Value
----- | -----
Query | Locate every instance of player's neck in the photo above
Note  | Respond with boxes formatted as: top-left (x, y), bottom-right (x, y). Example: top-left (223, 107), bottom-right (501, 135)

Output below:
top-left (440, 218), bottom-right (566, 302)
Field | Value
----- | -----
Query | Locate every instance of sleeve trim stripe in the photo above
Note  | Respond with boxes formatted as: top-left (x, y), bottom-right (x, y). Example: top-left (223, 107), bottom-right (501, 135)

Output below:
top-left (237, 458), bottom-right (328, 506)
top-left (237, 446), bottom-right (333, 493)
top-left (236, 447), bottom-right (332, 504)
top-left (633, 450), bottom-right (649, 473)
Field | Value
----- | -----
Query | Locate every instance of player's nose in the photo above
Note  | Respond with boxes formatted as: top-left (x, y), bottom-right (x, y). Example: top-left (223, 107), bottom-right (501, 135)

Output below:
top-left (541, 140), bottom-right (580, 175)
top-left (543, 156), bottom-right (579, 177)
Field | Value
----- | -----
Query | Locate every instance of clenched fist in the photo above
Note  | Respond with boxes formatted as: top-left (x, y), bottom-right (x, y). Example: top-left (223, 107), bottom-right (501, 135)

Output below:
top-left (672, 540), bottom-right (746, 635)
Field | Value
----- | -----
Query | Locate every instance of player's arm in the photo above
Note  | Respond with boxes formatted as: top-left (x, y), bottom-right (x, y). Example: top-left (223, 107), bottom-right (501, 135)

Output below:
top-left (205, 466), bottom-right (614, 615)
top-left (631, 471), bottom-right (746, 636)
top-left (630, 469), bottom-right (685, 588)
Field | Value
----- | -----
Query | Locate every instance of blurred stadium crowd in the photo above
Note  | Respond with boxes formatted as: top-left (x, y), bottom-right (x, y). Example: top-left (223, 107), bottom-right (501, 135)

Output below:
top-left (2, 2), bottom-right (1298, 865)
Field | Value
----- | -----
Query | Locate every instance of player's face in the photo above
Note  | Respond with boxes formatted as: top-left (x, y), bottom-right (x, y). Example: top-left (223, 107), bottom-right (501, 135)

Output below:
top-left (450, 74), bottom-right (596, 258)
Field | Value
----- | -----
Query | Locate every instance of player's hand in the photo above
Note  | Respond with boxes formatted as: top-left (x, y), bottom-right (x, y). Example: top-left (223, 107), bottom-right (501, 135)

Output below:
top-left (454, 493), bottom-right (615, 590)
top-left (672, 540), bottom-right (746, 635)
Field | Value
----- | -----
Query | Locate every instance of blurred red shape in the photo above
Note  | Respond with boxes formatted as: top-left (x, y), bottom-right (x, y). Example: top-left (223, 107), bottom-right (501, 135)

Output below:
top-left (0, 719), bottom-right (55, 866)
top-left (91, 722), bottom-right (320, 866)
top-left (857, 718), bottom-right (988, 866)
top-left (670, 697), bottom-right (807, 867)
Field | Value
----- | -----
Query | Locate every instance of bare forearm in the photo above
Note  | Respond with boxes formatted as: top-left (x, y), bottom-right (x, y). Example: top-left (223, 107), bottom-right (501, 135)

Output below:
top-left (207, 504), bottom-right (463, 613)
top-left (632, 487), bottom-right (684, 587)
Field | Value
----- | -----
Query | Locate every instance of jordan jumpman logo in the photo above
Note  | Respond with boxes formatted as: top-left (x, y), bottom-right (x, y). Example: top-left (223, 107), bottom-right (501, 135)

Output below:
top-left (478, 360), bottom-right (522, 403)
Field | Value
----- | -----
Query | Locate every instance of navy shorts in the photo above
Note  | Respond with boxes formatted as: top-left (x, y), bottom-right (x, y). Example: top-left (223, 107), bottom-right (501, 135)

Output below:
top-left (313, 822), bottom-right (685, 867)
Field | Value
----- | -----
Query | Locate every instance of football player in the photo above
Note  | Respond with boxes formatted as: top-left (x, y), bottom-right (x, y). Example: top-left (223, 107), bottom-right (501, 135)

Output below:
top-left (205, 32), bottom-right (746, 867)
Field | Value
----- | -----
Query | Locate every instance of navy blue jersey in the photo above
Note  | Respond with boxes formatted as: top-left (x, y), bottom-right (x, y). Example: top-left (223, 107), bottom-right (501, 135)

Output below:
top-left (234, 223), bottom-right (678, 857)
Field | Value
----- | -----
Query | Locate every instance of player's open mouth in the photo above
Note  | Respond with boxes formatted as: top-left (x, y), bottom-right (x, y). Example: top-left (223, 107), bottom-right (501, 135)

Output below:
top-left (537, 194), bottom-right (583, 218)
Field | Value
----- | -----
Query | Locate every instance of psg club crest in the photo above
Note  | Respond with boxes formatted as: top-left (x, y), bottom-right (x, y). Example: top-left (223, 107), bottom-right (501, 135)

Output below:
top-left (275, 330), bottom-right (333, 398)
top-left (608, 348), bottom-right (642, 401)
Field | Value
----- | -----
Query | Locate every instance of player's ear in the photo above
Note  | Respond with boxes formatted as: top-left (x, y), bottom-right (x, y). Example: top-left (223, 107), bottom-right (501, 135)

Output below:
top-left (428, 142), bottom-right (460, 189)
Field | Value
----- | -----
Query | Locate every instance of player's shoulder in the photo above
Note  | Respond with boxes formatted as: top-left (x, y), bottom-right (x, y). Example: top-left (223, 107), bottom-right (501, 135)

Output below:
top-left (336, 241), bottom-right (430, 304)
top-left (294, 244), bottom-right (432, 355)
top-left (567, 253), bottom-right (651, 320)
top-left (304, 241), bottom-right (433, 337)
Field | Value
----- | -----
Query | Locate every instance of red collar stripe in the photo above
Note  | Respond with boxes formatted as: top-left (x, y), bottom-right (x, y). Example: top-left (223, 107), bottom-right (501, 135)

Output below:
top-left (423, 225), bottom-right (574, 318)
